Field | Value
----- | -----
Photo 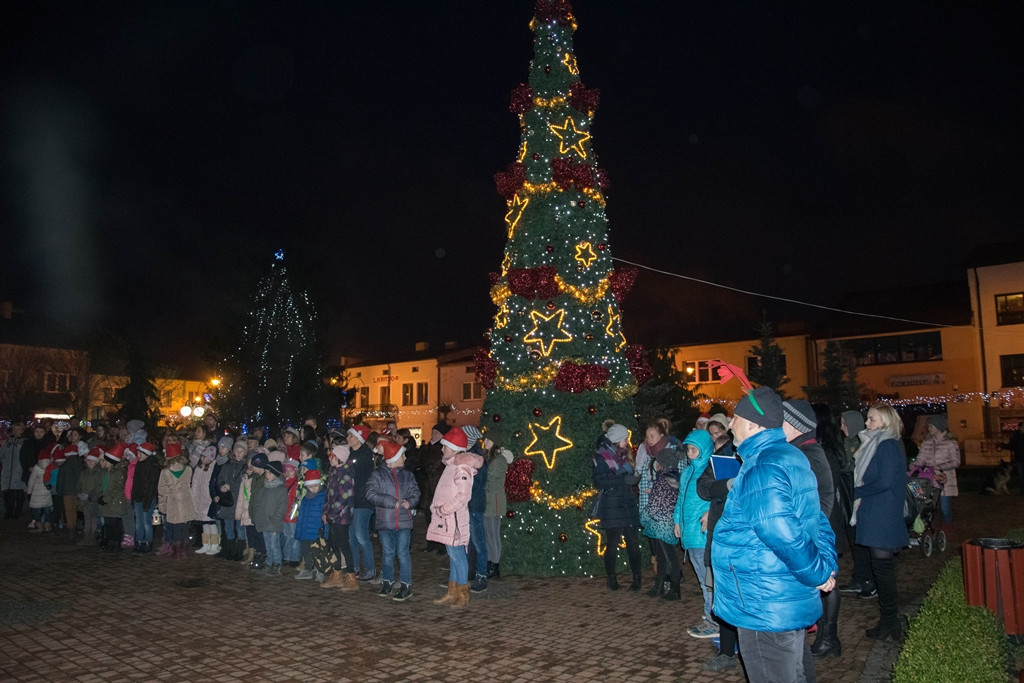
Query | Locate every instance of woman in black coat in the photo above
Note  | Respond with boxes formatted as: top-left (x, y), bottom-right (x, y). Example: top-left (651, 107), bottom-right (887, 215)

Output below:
top-left (592, 423), bottom-right (641, 591)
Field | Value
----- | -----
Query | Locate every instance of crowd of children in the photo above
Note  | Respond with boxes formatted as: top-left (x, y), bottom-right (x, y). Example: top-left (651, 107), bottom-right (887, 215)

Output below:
top-left (8, 415), bottom-right (514, 608)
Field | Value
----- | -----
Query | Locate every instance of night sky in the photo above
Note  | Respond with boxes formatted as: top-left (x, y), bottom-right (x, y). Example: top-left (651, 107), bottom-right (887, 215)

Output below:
top-left (2, 1), bottom-right (1020, 376)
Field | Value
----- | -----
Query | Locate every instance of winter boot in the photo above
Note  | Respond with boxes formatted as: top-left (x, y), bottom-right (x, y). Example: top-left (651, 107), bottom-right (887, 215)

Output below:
top-left (121, 534), bottom-right (134, 549)
top-left (155, 540), bottom-right (172, 556)
top-left (629, 572), bottom-right (642, 592)
top-left (811, 588), bottom-right (842, 657)
top-left (249, 552), bottom-right (265, 570)
top-left (450, 583), bottom-right (470, 608)
top-left (606, 574), bottom-right (620, 591)
top-left (176, 541), bottom-right (189, 560)
top-left (321, 570), bottom-right (345, 589)
top-left (132, 539), bottom-right (142, 554)
top-left (434, 581), bottom-right (457, 605)
top-left (646, 573), bottom-right (666, 598)
top-left (241, 547), bottom-right (255, 565)
top-left (140, 541), bottom-right (152, 555)
top-left (470, 574), bottom-right (488, 593)
top-left (207, 533), bottom-right (221, 555)
top-left (341, 572), bottom-right (360, 592)
top-left (195, 533), bottom-right (211, 554)
top-left (660, 574), bottom-right (681, 601)
top-left (487, 561), bottom-right (500, 580)
top-left (377, 580), bottom-right (394, 598)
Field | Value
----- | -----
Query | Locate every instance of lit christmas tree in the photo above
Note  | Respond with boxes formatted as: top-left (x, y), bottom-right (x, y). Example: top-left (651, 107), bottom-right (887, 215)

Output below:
top-left (217, 249), bottom-right (329, 430)
top-left (476, 0), bottom-right (651, 576)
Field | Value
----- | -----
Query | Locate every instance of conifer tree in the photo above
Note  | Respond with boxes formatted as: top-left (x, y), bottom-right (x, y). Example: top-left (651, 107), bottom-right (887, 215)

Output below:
top-left (748, 319), bottom-right (789, 399)
top-left (216, 250), bottom-right (328, 430)
top-left (805, 339), bottom-right (863, 412)
top-left (475, 0), bottom-right (652, 576)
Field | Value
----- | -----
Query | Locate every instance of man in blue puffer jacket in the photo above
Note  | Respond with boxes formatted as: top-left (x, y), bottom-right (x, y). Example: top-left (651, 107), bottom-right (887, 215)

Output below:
top-left (712, 387), bottom-right (838, 683)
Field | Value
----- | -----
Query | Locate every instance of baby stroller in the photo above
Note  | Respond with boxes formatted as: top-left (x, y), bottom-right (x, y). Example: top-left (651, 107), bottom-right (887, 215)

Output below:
top-left (907, 465), bottom-right (945, 557)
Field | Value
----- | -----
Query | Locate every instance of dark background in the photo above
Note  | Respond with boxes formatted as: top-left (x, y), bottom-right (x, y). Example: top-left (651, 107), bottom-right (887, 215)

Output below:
top-left (2, 1), bottom-right (1019, 375)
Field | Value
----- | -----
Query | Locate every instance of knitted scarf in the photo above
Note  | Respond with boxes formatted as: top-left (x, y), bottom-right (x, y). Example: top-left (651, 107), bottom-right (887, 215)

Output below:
top-left (849, 427), bottom-right (893, 525)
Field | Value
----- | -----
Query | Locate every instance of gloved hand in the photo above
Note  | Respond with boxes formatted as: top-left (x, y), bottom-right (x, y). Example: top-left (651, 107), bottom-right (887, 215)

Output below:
top-left (97, 495), bottom-right (106, 506)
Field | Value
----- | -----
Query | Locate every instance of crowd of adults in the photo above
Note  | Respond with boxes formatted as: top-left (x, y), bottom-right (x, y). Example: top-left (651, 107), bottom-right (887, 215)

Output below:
top-left (587, 390), bottom-right (969, 681)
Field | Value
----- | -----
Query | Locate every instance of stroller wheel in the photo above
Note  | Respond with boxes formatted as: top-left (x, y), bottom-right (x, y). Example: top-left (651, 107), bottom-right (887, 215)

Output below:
top-left (920, 533), bottom-right (933, 557)
top-left (935, 529), bottom-right (947, 553)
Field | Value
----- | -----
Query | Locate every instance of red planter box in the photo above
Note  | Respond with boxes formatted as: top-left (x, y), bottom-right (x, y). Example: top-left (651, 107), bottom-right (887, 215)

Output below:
top-left (962, 538), bottom-right (1024, 636)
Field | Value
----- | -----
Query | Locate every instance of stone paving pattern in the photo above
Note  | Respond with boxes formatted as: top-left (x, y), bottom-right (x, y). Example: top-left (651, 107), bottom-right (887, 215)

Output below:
top-left (1, 491), bottom-right (1020, 682)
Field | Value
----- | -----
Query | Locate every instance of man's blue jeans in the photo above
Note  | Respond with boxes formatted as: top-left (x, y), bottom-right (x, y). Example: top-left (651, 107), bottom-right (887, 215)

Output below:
top-left (263, 531), bottom-right (282, 565)
top-left (737, 627), bottom-right (815, 683)
top-left (379, 528), bottom-right (412, 584)
top-left (349, 508), bottom-right (375, 575)
top-left (469, 511), bottom-right (487, 577)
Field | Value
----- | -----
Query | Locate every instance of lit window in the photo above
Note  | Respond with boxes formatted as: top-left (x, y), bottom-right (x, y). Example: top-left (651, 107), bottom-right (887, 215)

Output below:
top-left (996, 293), bottom-right (1024, 326)
top-left (683, 361), bottom-right (721, 384)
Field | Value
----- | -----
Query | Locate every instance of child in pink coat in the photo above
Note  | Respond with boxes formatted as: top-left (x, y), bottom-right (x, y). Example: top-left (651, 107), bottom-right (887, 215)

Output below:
top-left (427, 428), bottom-right (483, 608)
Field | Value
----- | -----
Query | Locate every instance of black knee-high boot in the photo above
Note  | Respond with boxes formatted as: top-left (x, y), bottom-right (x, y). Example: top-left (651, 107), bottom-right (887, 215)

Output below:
top-left (811, 589), bottom-right (842, 657)
top-left (866, 555), bottom-right (901, 640)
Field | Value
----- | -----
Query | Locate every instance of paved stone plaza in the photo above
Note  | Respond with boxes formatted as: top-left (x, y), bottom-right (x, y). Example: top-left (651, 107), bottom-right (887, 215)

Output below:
top-left (1, 490), bottom-right (1020, 682)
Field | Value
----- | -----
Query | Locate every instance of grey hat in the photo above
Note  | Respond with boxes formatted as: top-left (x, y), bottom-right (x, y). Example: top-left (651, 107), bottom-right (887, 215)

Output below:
top-left (734, 387), bottom-right (784, 429)
top-left (929, 415), bottom-right (948, 433)
top-left (783, 400), bottom-right (817, 434)
top-left (655, 449), bottom-right (681, 472)
top-left (606, 423), bottom-right (629, 444)
top-left (218, 436), bottom-right (234, 450)
top-left (707, 413), bottom-right (730, 431)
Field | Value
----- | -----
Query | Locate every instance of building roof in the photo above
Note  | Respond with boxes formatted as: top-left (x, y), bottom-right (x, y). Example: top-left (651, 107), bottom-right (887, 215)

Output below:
top-left (963, 241), bottom-right (1024, 269)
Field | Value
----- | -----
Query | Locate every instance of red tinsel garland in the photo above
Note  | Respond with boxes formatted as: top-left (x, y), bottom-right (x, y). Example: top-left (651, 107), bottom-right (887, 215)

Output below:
top-left (568, 81), bottom-right (600, 114)
top-left (475, 347), bottom-right (498, 389)
top-left (550, 157), bottom-right (596, 191)
top-left (554, 361), bottom-right (610, 393)
top-left (534, 0), bottom-right (574, 26)
top-left (534, 265), bottom-right (559, 299)
top-left (550, 157), bottom-right (574, 188)
top-left (508, 265), bottom-right (559, 300)
top-left (507, 268), bottom-right (536, 299)
top-left (596, 168), bottom-right (609, 190)
top-left (494, 162), bottom-right (526, 199)
top-left (627, 344), bottom-right (653, 386)
top-left (488, 271), bottom-right (501, 286)
top-left (609, 266), bottom-right (637, 301)
top-left (505, 457), bottom-right (535, 502)
top-left (510, 83), bottom-right (534, 115)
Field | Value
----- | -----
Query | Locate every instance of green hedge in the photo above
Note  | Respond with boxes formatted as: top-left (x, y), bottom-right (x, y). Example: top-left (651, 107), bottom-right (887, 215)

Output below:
top-left (893, 559), bottom-right (1009, 682)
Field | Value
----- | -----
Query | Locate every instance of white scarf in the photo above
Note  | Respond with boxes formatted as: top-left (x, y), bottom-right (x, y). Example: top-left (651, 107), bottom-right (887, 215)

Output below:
top-left (849, 428), bottom-right (890, 526)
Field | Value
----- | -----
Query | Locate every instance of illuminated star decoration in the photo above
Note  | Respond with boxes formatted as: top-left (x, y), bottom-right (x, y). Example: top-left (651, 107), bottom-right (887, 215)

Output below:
top-left (605, 304), bottom-right (627, 352)
top-left (494, 303), bottom-right (509, 329)
top-left (524, 415), bottom-right (574, 469)
top-left (549, 117), bottom-right (591, 159)
top-left (524, 308), bottom-right (573, 357)
top-left (562, 52), bottom-right (579, 75)
top-left (584, 518), bottom-right (627, 556)
top-left (274, 249), bottom-right (285, 261)
top-left (505, 194), bottom-right (529, 238)
top-left (574, 241), bottom-right (597, 268)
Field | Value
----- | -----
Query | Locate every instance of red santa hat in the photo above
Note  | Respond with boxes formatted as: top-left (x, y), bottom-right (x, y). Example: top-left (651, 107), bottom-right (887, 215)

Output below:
top-left (53, 448), bottom-right (68, 463)
top-left (85, 447), bottom-right (103, 462)
top-left (164, 442), bottom-right (182, 459)
top-left (137, 442), bottom-right (156, 457)
top-left (104, 443), bottom-right (126, 464)
top-left (378, 440), bottom-right (406, 464)
top-left (303, 469), bottom-right (322, 484)
top-left (440, 428), bottom-right (468, 452)
top-left (347, 425), bottom-right (370, 444)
